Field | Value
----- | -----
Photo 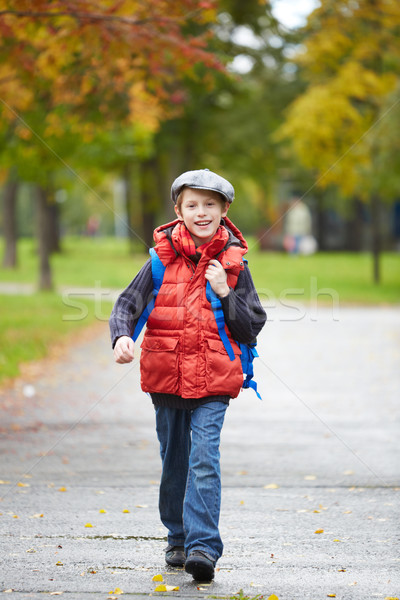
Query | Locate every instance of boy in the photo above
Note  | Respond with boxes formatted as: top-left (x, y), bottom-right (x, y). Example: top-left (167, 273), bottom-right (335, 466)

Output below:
top-left (109, 168), bottom-right (266, 581)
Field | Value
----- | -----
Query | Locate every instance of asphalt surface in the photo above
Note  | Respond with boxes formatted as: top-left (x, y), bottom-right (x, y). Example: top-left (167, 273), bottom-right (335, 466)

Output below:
top-left (0, 306), bottom-right (399, 599)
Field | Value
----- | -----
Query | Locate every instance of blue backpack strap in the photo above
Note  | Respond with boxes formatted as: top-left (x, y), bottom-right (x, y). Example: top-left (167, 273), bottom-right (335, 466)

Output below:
top-left (132, 248), bottom-right (165, 342)
top-left (206, 278), bottom-right (262, 399)
top-left (238, 342), bottom-right (262, 400)
top-left (205, 281), bottom-right (236, 361)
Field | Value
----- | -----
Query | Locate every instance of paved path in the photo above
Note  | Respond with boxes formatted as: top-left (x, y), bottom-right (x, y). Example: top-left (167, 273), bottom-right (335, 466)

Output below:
top-left (0, 307), bottom-right (399, 599)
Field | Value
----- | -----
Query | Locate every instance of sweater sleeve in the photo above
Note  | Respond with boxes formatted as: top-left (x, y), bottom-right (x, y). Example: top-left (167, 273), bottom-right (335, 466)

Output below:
top-left (219, 264), bottom-right (266, 344)
top-left (109, 258), bottom-right (153, 348)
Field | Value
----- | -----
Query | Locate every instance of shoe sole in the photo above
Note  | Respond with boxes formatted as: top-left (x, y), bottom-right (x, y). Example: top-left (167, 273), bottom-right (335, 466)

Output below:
top-left (185, 558), bottom-right (214, 581)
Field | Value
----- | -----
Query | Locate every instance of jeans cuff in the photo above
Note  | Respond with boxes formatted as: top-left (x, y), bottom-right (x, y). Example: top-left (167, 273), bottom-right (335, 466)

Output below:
top-left (168, 536), bottom-right (186, 547)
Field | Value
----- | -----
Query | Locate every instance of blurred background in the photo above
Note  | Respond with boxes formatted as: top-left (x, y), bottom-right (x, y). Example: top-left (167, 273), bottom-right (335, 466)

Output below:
top-left (0, 0), bottom-right (399, 380)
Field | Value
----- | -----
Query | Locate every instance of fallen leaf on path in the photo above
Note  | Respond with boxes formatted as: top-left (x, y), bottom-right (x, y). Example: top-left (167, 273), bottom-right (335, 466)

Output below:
top-left (327, 595), bottom-right (336, 598)
top-left (384, 597), bottom-right (399, 600)
top-left (26, 548), bottom-right (36, 553)
top-left (152, 574), bottom-right (163, 582)
top-left (3, 590), bottom-right (13, 593)
top-left (50, 593), bottom-right (63, 596)
top-left (55, 561), bottom-right (63, 566)
top-left (29, 513), bottom-right (44, 518)
top-left (135, 504), bottom-right (148, 508)
top-left (84, 523), bottom-right (93, 528)
top-left (264, 483), bottom-right (279, 489)
top-left (58, 487), bottom-right (67, 492)
top-left (0, 480), bottom-right (11, 484)
top-left (17, 482), bottom-right (29, 487)
top-left (109, 588), bottom-right (123, 595)
top-left (99, 509), bottom-right (106, 514)
top-left (314, 529), bottom-right (324, 534)
top-left (338, 568), bottom-right (346, 572)
top-left (333, 539), bottom-right (341, 542)
top-left (122, 509), bottom-right (130, 513)
top-left (268, 595), bottom-right (279, 600)
top-left (304, 475), bottom-right (317, 480)
top-left (154, 585), bottom-right (167, 592)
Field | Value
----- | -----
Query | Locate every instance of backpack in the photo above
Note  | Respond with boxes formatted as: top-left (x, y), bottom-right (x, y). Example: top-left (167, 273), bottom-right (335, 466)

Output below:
top-left (133, 247), bottom-right (262, 399)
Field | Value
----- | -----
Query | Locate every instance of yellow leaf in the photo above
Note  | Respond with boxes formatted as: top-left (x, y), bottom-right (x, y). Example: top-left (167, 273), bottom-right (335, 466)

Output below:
top-left (99, 509), bottom-right (107, 514)
top-left (313, 510), bottom-right (321, 513)
top-left (122, 509), bottom-right (130, 513)
top-left (17, 482), bottom-right (29, 487)
top-left (152, 574), bottom-right (163, 582)
top-left (268, 595), bottom-right (280, 600)
top-left (239, 500), bottom-right (245, 505)
top-left (385, 597), bottom-right (399, 600)
top-left (13, 515), bottom-right (19, 519)
top-left (56, 561), bottom-right (63, 566)
top-left (327, 595), bottom-right (336, 598)
top-left (84, 523), bottom-right (93, 528)
top-left (109, 589), bottom-right (123, 595)
top-left (264, 483), bottom-right (279, 489)
top-left (0, 480), bottom-right (11, 484)
top-left (154, 584), bottom-right (167, 592)
top-left (58, 487), bottom-right (67, 492)
top-left (333, 539), bottom-right (341, 542)
top-left (315, 529), bottom-right (324, 534)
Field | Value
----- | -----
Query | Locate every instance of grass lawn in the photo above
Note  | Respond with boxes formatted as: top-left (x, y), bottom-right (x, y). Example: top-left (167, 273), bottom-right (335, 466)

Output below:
top-left (0, 236), bottom-right (399, 383)
top-left (0, 293), bottom-right (111, 382)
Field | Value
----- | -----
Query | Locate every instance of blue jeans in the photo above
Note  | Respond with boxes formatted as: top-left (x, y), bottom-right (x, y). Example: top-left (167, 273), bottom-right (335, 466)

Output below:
top-left (155, 401), bottom-right (228, 562)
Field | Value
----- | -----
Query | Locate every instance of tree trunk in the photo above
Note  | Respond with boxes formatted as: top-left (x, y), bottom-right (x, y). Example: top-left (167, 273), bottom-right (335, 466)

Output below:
top-left (47, 199), bottom-right (61, 253)
top-left (370, 193), bottom-right (381, 284)
top-left (139, 158), bottom-right (161, 249)
top-left (36, 185), bottom-right (53, 290)
top-left (2, 177), bottom-right (18, 268)
top-left (123, 163), bottom-right (136, 252)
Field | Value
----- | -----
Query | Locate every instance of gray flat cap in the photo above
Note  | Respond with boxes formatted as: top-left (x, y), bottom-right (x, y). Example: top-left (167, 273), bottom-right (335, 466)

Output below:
top-left (171, 168), bottom-right (235, 204)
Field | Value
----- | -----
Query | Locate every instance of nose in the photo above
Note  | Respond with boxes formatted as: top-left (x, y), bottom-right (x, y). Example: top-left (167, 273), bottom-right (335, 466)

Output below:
top-left (197, 203), bottom-right (207, 216)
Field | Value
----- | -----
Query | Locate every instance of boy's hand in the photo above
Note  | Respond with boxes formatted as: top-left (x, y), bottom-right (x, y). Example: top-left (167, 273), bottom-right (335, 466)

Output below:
top-left (114, 336), bottom-right (135, 364)
top-left (205, 260), bottom-right (230, 298)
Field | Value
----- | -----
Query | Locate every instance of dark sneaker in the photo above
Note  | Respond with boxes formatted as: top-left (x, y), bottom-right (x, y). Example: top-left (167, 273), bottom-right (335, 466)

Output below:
top-left (185, 550), bottom-right (215, 581)
top-left (165, 545), bottom-right (185, 567)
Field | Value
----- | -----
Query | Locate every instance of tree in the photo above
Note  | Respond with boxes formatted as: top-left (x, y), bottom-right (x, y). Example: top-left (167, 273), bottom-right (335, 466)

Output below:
top-left (0, 0), bottom-right (224, 286)
top-left (277, 0), bottom-right (400, 281)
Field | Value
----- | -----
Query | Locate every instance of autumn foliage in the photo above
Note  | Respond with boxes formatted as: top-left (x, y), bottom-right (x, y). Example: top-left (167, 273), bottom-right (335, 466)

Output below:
top-left (0, 0), bottom-right (224, 133)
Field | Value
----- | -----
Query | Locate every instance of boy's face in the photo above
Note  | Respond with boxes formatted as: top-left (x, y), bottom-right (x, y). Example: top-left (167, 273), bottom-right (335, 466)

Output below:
top-left (175, 188), bottom-right (229, 247)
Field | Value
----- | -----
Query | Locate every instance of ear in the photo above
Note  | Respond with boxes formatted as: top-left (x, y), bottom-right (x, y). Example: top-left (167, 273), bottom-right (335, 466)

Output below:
top-left (174, 204), bottom-right (183, 221)
top-left (221, 202), bottom-right (229, 218)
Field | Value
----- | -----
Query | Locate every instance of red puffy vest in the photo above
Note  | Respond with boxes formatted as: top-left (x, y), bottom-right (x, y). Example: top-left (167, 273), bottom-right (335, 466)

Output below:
top-left (140, 218), bottom-right (248, 399)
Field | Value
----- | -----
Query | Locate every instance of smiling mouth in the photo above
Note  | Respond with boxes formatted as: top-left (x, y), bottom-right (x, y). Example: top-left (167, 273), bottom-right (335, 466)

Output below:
top-left (195, 221), bottom-right (212, 227)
